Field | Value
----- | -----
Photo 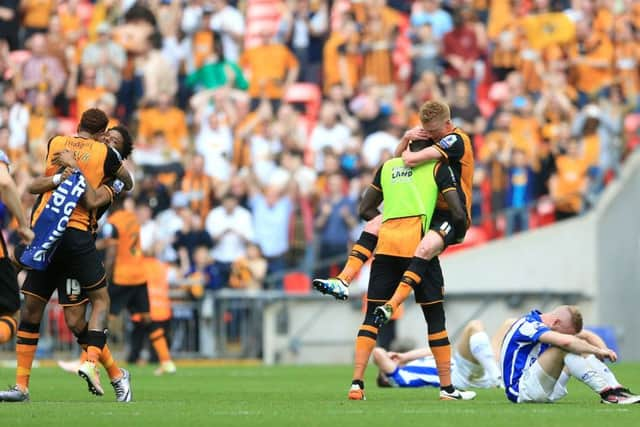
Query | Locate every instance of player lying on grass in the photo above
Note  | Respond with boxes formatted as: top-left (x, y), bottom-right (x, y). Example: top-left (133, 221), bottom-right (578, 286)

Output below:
top-left (501, 305), bottom-right (640, 404)
top-left (374, 316), bottom-right (639, 404)
top-left (373, 319), bottom-right (503, 390)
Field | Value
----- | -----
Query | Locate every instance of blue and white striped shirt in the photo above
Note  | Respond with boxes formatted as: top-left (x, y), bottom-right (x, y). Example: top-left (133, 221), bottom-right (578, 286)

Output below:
top-left (387, 355), bottom-right (442, 388)
top-left (500, 310), bottom-right (551, 402)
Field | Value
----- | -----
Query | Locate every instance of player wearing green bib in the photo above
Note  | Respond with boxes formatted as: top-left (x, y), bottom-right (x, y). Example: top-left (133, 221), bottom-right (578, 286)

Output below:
top-left (346, 139), bottom-right (471, 401)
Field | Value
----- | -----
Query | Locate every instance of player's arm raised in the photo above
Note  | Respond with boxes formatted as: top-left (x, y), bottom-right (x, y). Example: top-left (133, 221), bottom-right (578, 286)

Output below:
top-left (539, 330), bottom-right (617, 361)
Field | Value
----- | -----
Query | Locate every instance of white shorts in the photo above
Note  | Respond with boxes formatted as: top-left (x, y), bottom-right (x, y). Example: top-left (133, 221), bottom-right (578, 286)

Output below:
top-left (517, 361), bottom-right (568, 403)
top-left (451, 351), bottom-right (498, 390)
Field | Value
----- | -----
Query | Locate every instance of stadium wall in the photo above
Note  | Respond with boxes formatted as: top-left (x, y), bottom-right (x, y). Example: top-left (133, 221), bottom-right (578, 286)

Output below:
top-left (594, 151), bottom-right (640, 360)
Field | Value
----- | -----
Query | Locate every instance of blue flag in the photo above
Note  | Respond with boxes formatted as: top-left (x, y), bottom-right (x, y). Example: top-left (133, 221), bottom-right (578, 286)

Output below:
top-left (18, 171), bottom-right (87, 270)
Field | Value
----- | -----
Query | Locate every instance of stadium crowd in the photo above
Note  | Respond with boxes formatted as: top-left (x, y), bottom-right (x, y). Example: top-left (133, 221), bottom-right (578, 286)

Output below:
top-left (0, 0), bottom-right (639, 300)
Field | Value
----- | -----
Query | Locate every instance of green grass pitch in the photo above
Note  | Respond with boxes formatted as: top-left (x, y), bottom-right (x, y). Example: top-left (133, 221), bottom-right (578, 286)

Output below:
top-left (1, 363), bottom-right (639, 427)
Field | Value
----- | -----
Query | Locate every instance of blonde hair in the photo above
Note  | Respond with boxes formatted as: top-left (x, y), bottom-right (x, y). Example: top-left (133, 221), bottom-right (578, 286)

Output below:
top-left (567, 305), bottom-right (583, 333)
top-left (419, 100), bottom-right (451, 125)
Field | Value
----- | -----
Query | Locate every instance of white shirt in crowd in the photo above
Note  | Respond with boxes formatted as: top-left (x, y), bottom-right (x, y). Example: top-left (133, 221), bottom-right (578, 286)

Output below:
top-left (362, 130), bottom-right (399, 169)
top-left (209, 5), bottom-right (245, 62)
top-left (309, 122), bottom-right (350, 169)
top-left (8, 103), bottom-right (29, 150)
top-left (206, 205), bottom-right (255, 263)
top-left (195, 108), bottom-right (233, 182)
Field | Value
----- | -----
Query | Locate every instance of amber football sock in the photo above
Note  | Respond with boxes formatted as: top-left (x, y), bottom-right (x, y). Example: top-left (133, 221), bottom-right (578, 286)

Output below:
top-left (337, 232), bottom-right (377, 284)
top-left (16, 321), bottom-right (40, 391)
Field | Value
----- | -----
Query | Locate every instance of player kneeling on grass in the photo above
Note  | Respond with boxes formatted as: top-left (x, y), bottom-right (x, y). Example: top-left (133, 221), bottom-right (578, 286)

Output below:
top-left (501, 305), bottom-right (640, 404)
top-left (374, 320), bottom-right (500, 391)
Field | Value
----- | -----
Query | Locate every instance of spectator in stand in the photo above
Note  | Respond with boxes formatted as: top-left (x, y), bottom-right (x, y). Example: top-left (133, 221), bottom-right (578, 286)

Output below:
top-left (229, 243), bottom-right (267, 291)
top-left (18, 33), bottom-right (66, 107)
top-left (442, 8), bottom-right (483, 93)
top-left (96, 92), bottom-right (119, 128)
top-left (182, 153), bottom-right (215, 224)
top-left (185, 31), bottom-right (248, 92)
top-left (310, 102), bottom-right (352, 170)
top-left (139, 32), bottom-right (178, 105)
top-left (410, 23), bottom-right (442, 83)
top-left (174, 210), bottom-right (214, 272)
top-left (279, 0), bottom-right (329, 83)
top-left (410, 0), bottom-right (453, 40)
top-left (361, 122), bottom-right (400, 169)
top-left (65, 66), bottom-right (107, 122)
top-left (138, 92), bottom-right (189, 156)
top-left (209, 0), bottom-right (245, 63)
top-left (137, 203), bottom-right (158, 255)
top-left (322, 13), bottom-right (360, 96)
top-left (550, 139), bottom-right (588, 221)
top-left (504, 148), bottom-right (536, 236)
top-left (314, 172), bottom-right (358, 279)
top-left (205, 192), bottom-right (255, 286)
top-left (2, 86), bottom-right (29, 164)
top-left (0, 0), bottom-right (19, 50)
top-left (20, 0), bottom-right (56, 41)
top-left (448, 78), bottom-right (486, 143)
top-left (247, 173), bottom-right (293, 289)
top-left (81, 22), bottom-right (126, 93)
top-left (569, 18), bottom-right (613, 107)
top-left (239, 29), bottom-right (299, 111)
top-left (192, 94), bottom-right (234, 182)
top-left (360, 3), bottom-right (397, 87)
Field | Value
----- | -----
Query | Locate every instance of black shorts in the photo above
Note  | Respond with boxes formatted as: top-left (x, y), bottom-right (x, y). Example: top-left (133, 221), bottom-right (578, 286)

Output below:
top-left (412, 256), bottom-right (444, 304)
top-left (109, 283), bottom-right (150, 316)
top-left (22, 228), bottom-right (104, 306)
top-left (0, 258), bottom-right (20, 313)
top-left (22, 269), bottom-right (90, 306)
top-left (367, 254), bottom-right (444, 305)
top-left (429, 209), bottom-right (458, 249)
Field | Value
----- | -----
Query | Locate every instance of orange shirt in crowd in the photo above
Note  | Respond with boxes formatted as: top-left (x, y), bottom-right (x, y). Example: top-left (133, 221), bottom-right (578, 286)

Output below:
top-left (569, 33), bottom-right (614, 94)
top-left (581, 134), bottom-right (600, 170)
top-left (509, 114), bottom-right (540, 158)
top-left (192, 30), bottom-right (215, 70)
top-left (553, 155), bottom-right (587, 214)
top-left (22, 0), bottom-right (56, 29)
top-left (239, 43), bottom-right (299, 99)
top-left (138, 107), bottom-right (188, 153)
top-left (181, 171), bottom-right (213, 223)
top-left (75, 85), bottom-right (107, 122)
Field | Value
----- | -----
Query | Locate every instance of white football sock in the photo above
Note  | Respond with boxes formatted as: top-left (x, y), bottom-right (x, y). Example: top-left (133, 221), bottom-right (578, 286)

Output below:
top-left (564, 353), bottom-right (608, 393)
top-left (585, 354), bottom-right (622, 389)
top-left (469, 331), bottom-right (501, 382)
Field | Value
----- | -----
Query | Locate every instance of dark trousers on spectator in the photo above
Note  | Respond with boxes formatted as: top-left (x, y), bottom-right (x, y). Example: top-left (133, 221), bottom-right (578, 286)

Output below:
top-left (117, 75), bottom-right (143, 123)
top-left (265, 254), bottom-right (288, 290)
top-left (505, 207), bottom-right (529, 236)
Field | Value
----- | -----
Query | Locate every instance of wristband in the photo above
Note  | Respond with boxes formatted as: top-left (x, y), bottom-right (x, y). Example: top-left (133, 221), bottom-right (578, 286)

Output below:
top-left (52, 173), bottom-right (62, 186)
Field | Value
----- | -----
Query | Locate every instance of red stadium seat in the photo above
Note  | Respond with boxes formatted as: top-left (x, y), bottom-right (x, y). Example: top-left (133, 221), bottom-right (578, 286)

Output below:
top-left (442, 226), bottom-right (489, 256)
top-left (283, 272), bottom-right (311, 295)
top-left (284, 83), bottom-right (322, 120)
